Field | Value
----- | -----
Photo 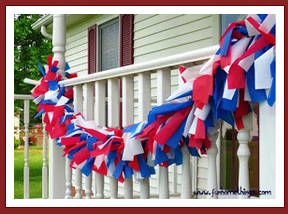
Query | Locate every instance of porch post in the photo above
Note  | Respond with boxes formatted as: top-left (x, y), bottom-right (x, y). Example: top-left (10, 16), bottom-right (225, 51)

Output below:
top-left (48, 14), bottom-right (66, 199)
top-left (259, 102), bottom-right (276, 198)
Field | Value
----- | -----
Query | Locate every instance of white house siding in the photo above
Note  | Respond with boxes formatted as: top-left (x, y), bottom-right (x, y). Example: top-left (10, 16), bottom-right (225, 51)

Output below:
top-left (65, 14), bottom-right (221, 198)
top-left (133, 14), bottom-right (218, 63)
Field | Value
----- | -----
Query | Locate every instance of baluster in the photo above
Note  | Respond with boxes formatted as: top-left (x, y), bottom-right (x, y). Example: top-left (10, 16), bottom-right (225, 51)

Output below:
top-left (94, 80), bottom-right (106, 199)
top-left (237, 113), bottom-right (252, 199)
top-left (108, 78), bottom-right (120, 199)
top-left (191, 156), bottom-right (198, 195)
top-left (171, 164), bottom-right (178, 194)
top-left (73, 84), bottom-right (83, 199)
top-left (138, 72), bottom-right (151, 199)
top-left (65, 157), bottom-right (72, 199)
top-left (24, 99), bottom-right (30, 199)
top-left (157, 68), bottom-right (171, 199)
top-left (83, 83), bottom-right (94, 199)
top-left (206, 133), bottom-right (219, 199)
top-left (42, 114), bottom-right (48, 199)
top-left (122, 75), bottom-right (134, 199)
top-left (181, 143), bottom-right (191, 198)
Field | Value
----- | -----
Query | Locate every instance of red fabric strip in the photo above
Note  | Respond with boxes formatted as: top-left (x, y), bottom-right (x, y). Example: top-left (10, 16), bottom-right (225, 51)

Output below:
top-left (195, 118), bottom-right (206, 140)
top-left (153, 106), bottom-right (192, 145)
top-left (192, 75), bottom-right (213, 106)
top-left (188, 134), bottom-right (203, 149)
top-left (227, 64), bottom-right (245, 89)
top-left (135, 112), bottom-right (176, 140)
top-left (61, 136), bottom-right (81, 145)
top-left (73, 146), bottom-right (90, 165)
top-left (77, 126), bottom-right (109, 142)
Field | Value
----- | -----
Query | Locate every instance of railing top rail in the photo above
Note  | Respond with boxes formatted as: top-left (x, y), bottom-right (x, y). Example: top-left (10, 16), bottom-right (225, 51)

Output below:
top-left (14, 94), bottom-right (34, 100)
top-left (59, 45), bottom-right (219, 87)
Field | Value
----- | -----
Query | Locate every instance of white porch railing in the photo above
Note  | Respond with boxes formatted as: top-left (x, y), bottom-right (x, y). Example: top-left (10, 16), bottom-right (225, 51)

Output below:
top-left (14, 94), bottom-right (49, 199)
top-left (58, 46), bottom-right (215, 198)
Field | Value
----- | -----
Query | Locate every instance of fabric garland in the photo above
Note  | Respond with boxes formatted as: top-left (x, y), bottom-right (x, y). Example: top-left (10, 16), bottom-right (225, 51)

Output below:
top-left (30, 14), bottom-right (276, 183)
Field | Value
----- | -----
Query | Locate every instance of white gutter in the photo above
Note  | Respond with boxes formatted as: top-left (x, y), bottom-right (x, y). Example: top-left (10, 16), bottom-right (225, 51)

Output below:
top-left (31, 14), bottom-right (53, 30)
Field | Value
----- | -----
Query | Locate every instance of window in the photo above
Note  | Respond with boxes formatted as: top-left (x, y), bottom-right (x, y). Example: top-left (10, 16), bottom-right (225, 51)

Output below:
top-left (99, 18), bottom-right (120, 71)
top-left (88, 14), bottom-right (134, 74)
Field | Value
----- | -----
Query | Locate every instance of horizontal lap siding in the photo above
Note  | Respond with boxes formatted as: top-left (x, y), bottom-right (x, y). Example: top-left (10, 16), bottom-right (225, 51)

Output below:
top-left (133, 14), bottom-right (214, 63)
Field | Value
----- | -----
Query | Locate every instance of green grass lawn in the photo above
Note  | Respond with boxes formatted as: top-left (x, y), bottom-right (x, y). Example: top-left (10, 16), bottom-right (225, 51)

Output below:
top-left (14, 146), bottom-right (49, 199)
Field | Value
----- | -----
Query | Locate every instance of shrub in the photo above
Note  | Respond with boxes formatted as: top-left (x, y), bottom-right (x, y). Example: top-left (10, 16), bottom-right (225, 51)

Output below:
top-left (14, 139), bottom-right (21, 149)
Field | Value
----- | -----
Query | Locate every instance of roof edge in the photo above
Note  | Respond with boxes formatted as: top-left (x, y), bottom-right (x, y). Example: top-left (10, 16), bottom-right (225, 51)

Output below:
top-left (31, 14), bottom-right (53, 30)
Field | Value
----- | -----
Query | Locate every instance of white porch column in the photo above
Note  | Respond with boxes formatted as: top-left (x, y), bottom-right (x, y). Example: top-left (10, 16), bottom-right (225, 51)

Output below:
top-left (49, 14), bottom-right (66, 199)
top-left (259, 102), bottom-right (276, 199)
top-left (52, 14), bottom-right (66, 78)
top-left (206, 133), bottom-right (219, 199)
top-left (237, 113), bottom-right (252, 199)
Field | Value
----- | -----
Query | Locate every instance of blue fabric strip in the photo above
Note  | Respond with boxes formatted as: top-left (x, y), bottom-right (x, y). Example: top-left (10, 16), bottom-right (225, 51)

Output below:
top-left (86, 136), bottom-right (98, 151)
top-left (246, 65), bottom-right (267, 103)
top-left (112, 161), bottom-right (124, 179)
top-left (165, 118), bottom-right (187, 149)
top-left (137, 155), bottom-right (150, 178)
top-left (123, 163), bottom-right (133, 179)
top-left (80, 133), bottom-right (89, 141)
top-left (65, 62), bottom-right (70, 71)
top-left (221, 89), bottom-right (238, 112)
top-left (34, 109), bottom-right (45, 118)
top-left (154, 145), bottom-right (169, 165)
top-left (50, 65), bottom-right (59, 73)
top-left (48, 81), bottom-right (59, 91)
top-left (38, 62), bottom-right (46, 77)
top-left (81, 157), bottom-right (94, 176)
top-left (42, 100), bottom-right (56, 105)
top-left (221, 28), bottom-right (233, 56)
top-left (57, 87), bottom-right (65, 100)
top-left (149, 99), bottom-right (193, 116)
top-left (267, 56), bottom-right (276, 106)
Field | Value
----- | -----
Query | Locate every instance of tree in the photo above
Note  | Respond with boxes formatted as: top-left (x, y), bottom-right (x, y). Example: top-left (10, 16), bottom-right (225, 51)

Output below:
top-left (14, 14), bottom-right (53, 126)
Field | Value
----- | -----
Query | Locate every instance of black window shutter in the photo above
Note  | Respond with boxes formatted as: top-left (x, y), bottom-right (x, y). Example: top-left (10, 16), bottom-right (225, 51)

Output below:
top-left (120, 14), bottom-right (134, 67)
top-left (88, 24), bottom-right (97, 74)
